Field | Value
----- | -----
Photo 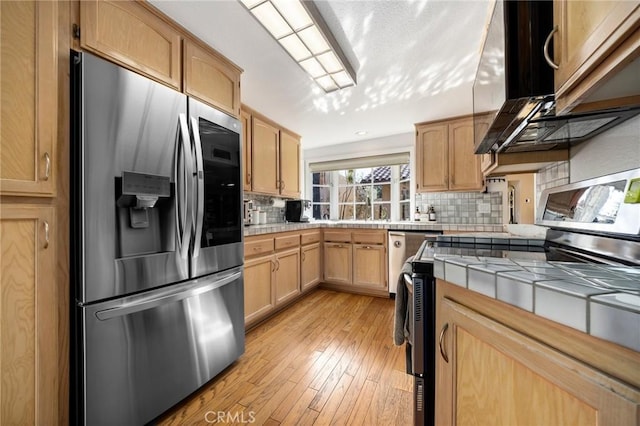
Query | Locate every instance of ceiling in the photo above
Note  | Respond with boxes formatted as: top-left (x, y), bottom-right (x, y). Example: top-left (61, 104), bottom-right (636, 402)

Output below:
top-left (149, 0), bottom-right (493, 150)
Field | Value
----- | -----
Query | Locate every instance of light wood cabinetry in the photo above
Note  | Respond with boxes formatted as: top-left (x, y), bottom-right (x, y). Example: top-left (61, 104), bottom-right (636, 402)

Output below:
top-left (1, 1), bottom-right (57, 196)
top-left (251, 116), bottom-right (280, 195)
top-left (244, 231), bottom-right (303, 328)
top-left (183, 39), bottom-right (241, 118)
top-left (551, 1), bottom-right (640, 112)
top-left (241, 109), bottom-right (252, 192)
top-left (300, 231), bottom-right (322, 292)
top-left (1, 205), bottom-right (57, 425)
top-left (80, 0), bottom-right (182, 89)
top-left (279, 129), bottom-right (301, 197)
top-left (274, 247), bottom-right (300, 305)
top-left (436, 280), bottom-right (640, 426)
top-left (244, 253), bottom-right (275, 326)
top-left (79, 1), bottom-right (244, 118)
top-left (416, 116), bottom-right (483, 193)
top-left (323, 242), bottom-right (353, 285)
top-left (322, 229), bottom-right (387, 296)
top-left (243, 107), bottom-right (302, 198)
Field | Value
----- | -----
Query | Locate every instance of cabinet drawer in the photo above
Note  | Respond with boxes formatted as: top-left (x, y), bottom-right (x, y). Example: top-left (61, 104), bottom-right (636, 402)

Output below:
top-left (352, 231), bottom-right (385, 245)
top-left (323, 230), bottom-right (351, 243)
top-left (245, 237), bottom-right (274, 257)
top-left (275, 234), bottom-right (300, 250)
top-left (301, 231), bottom-right (321, 245)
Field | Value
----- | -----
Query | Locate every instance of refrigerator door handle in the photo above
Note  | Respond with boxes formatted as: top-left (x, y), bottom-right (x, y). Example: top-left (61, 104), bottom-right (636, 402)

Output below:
top-left (189, 116), bottom-right (205, 259)
top-left (95, 270), bottom-right (241, 320)
top-left (176, 114), bottom-right (194, 259)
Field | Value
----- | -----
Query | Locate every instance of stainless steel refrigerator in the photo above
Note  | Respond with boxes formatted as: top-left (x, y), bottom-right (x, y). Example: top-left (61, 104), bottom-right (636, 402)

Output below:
top-left (70, 50), bottom-right (245, 425)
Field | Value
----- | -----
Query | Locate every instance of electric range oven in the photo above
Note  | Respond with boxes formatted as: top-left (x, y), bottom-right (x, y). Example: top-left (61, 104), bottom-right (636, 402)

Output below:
top-left (405, 168), bottom-right (640, 426)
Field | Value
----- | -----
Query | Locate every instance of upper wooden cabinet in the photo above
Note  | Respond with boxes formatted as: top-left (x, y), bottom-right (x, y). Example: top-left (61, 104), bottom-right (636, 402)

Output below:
top-left (244, 108), bottom-right (302, 198)
top-left (80, 0), bottom-right (182, 90)
top-left (552, 1), bottom-right (640, 112)
top-left (183, 39), bottom-right (241, 118)
top-left (416, 116), bottom-right (483, 193)
top-left (79, 1), bottom-right (243, 117)
top-left (1, 1), bottom-right (57, 196)
top-left (251, 116), bottom-right (280, 195)
top-left (279, 129), bottom-right (301, 198)
top-left (1, 205), bottom-right (57, 425)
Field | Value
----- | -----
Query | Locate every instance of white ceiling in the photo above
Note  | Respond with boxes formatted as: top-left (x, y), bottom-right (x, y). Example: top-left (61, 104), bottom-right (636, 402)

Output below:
top-left (150, 0), bottom-right (492, 150)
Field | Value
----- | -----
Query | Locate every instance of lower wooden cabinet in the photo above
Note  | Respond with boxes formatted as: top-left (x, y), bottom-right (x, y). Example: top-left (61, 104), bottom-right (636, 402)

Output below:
top-left (243, 254), bottom-right (275, 326)
top-left (301, 242), bottom-right (321, 292)
top-left (323, 242), bottom-right (352, 285)
top-left (322, 229), bottom-right (388, 296)
top-left (352, 244), bottom-right (386, 290)
top-left (274, 247), bottom-right (300, 305)
top-left (1, 205), bottom-right (57, 424)
top-left (436, 285), bottom-right (640, 426)
top-left (243, 231), bottom-right (305, 328)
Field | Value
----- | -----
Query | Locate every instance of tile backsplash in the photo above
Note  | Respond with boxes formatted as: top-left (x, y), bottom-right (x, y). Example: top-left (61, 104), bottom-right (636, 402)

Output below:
top-left (415, 191), bottom-right (503, 224)
top-left (244, 193), bottom-right (286, 223)
top-left (536, 161), bottom-right (569, 194)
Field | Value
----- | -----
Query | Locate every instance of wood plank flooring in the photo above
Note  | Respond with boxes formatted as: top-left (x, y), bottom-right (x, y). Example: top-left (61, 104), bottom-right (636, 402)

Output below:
top-left (157, 289), bottom-right (413, 425)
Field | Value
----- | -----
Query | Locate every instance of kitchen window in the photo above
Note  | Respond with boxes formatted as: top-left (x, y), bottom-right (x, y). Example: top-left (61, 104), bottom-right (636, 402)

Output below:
top-left (309, 156), bottom-right (411, 221)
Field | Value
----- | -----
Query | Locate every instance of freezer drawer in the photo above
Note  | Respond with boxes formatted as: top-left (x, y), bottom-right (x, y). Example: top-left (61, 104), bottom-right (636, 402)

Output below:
top-left (80, 267), bottom-right (244, 426)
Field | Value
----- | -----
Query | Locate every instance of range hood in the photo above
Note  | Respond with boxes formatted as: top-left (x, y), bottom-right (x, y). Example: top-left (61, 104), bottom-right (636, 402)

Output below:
top-left (472, 0), bottom-right (640, 155)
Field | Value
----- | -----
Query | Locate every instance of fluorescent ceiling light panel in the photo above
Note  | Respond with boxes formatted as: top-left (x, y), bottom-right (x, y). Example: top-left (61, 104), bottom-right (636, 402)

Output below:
top-left (272, 0), bottom-right (313, 31)
top-left (300, 57), bottom-right (326, 78)
top-left (298, 25), bottom-right (330, 54)
top-left (240, 0), bottom-right (357, 93)
top-left (331, 70), bottom-right (354, 88)
top-left (317, 51), bottom-right (342, 74)
top-left (316, 75), bottom-right (338, 92)
top-left (252, 2), bottom-right (292, 39)
top-left (279, 34), bottom-right (311, 61)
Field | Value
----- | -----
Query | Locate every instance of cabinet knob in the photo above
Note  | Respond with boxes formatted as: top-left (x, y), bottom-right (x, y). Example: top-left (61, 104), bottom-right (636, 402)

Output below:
top-left (544, 26), bottom-right (559, 70)
top-left (439, 323), bottom-right (449, 363)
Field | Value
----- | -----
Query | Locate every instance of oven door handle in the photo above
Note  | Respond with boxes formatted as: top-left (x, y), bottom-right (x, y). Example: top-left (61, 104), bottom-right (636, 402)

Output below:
top-left (190, 116), bottom-right (205, 259)
top-left (95, 271), bottom-right (241, 320)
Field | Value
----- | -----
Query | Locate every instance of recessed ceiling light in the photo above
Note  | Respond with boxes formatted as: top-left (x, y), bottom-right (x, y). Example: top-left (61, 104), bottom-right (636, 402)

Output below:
top-left (355, 130), bottom-right (368, 136)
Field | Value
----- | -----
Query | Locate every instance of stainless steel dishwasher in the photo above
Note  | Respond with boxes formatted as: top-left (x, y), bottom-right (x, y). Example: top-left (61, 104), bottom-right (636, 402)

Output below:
top-left (388, 231), bottom-right (441, 294)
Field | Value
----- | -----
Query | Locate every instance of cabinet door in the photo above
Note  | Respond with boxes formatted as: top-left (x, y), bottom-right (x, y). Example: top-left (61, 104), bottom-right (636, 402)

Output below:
top-left (323, 243), bottom-right (352, 285)
top-left (437, 297), bottom-right (640, 426)
top-left (553, 1), bottom-right (640, 111)
top-left (1, 205), bottom-right (57, 424)
top-left (251, 117), bottom-right (280, 195)
top-left (184, 40), bottom-right (241, 118)
top-left (352, 244), bottom-right (386, 290)
top-left (448, 118), bottom-right (483, 191)
top-left (241, 109), bottom-right (252, 192)
top-left (275, 247), bottom-right (300, 305)
top-left (1, 1), bottom-right (57, 196)
top-left (279, 130), bottom-right (301, 198)
top-left (244, 254), bottom-right (275, 326)
top-left (80, 0), bottom-right (181, 89)
top-left (416, 124), bottom-right (449, 192)
top-left (301, 243), bottom-right (321, 292)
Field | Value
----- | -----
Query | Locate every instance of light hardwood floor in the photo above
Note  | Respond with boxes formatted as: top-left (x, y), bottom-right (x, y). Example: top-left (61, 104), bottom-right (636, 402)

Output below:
top-left (157, 289), bottom-right (413, 425)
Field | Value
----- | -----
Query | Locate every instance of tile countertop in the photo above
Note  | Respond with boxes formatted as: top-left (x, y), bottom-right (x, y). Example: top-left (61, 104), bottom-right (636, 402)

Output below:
top-left (244, 221), bottom-right (504, 236)
top-left (434, 254), bottom-right (640, 352)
